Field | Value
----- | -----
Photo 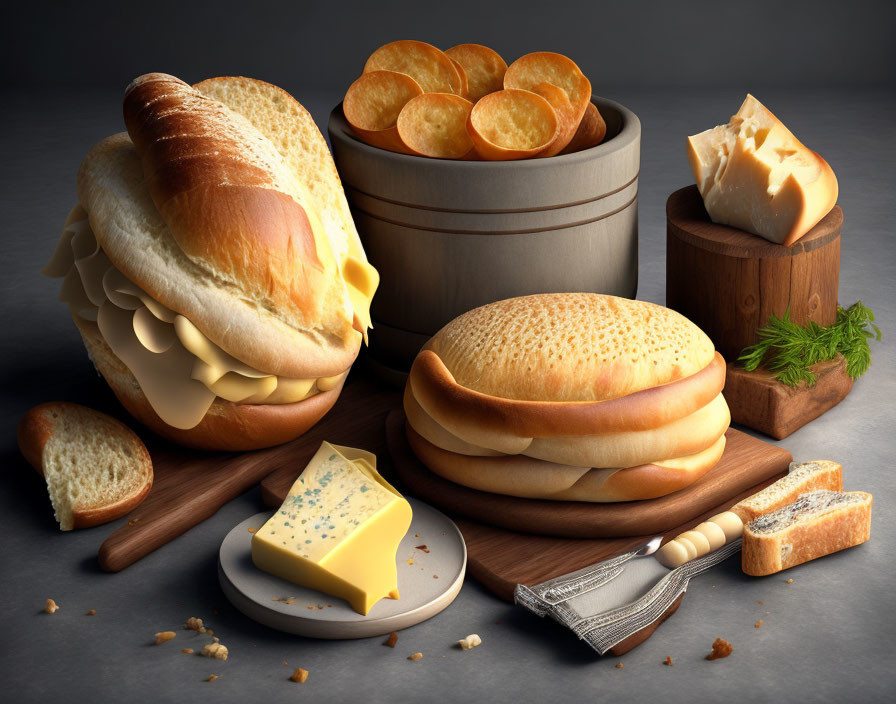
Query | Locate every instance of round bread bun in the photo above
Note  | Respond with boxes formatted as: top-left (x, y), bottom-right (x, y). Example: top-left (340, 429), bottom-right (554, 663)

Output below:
top-left (406, 422), bottom-right (726, 502)
top-left (74, 317), bottom-right (345, 451)
top-left (410, 294), bottom-right (724, 455)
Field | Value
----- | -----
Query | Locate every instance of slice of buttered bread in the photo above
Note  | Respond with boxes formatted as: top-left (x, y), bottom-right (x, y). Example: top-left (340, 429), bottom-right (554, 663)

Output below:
top-left (18, 403), bottom-right (153, 530)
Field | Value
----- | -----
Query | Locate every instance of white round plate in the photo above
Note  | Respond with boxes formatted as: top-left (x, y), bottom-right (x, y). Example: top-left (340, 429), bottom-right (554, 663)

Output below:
top-left (218, 498), bottom-right (467, 639)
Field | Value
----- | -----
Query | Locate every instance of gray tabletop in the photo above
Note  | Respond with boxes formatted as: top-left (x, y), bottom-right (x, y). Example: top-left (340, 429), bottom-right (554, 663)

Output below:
top-left (1, 87), bottom-right (893, 704)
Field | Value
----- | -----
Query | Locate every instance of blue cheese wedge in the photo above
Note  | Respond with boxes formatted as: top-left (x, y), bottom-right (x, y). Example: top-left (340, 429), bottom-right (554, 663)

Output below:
top-left (252, 442), bottom-right (412, 615)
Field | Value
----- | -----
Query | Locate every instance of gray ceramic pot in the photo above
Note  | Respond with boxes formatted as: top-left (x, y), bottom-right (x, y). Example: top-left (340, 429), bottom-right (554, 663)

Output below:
top-left (328, 96), bottom-right (641, 372)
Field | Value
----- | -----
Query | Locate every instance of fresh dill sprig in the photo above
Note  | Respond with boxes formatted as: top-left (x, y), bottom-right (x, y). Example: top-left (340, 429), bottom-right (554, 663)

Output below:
top-left (738, 301), bottom-right (881, 387)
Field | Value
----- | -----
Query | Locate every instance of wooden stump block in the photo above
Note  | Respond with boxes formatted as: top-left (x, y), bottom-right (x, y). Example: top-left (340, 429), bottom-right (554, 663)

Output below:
top-left (666, 185), bottom-right (842, 361)
top-left (723, 357), bottom-right (854, 440)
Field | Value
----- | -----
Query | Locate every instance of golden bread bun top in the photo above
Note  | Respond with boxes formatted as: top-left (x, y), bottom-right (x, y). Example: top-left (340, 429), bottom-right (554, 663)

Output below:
top-left (426, 293), bottom-right (717, 402)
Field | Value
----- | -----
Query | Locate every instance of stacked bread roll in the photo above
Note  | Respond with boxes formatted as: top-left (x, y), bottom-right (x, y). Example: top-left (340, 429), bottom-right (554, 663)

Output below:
top-left (404, 293), bottom-right (731, 502)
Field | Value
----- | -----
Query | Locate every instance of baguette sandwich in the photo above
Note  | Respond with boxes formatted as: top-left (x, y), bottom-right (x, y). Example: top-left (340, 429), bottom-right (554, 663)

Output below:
top-left (404, 293), bottom-right (731, 502)
top-left (45, 74), bottom-right (378, 450)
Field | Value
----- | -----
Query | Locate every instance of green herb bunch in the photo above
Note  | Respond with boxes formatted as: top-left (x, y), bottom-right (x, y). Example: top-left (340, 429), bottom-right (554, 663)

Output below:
top-left (738, 301), bottom-right (882, 387)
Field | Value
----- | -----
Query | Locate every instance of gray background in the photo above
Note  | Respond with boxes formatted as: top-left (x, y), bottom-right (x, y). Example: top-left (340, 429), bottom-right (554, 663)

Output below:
top-left (2, 2), bottom-right (894, 703)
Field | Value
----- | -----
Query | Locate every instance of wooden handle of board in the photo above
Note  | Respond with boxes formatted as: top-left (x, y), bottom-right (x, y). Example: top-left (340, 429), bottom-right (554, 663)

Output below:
top-left (98, 449), bottom-right (283, 572)
top-left (98, 378), bottom-right (401, 572)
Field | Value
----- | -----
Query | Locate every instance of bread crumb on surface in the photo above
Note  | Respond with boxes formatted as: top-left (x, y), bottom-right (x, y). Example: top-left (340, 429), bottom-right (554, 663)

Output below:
top-left (706, 638), bottom-right (733, 660)
top-left (86, 609), bottom-right (96, 616)
top-left (414, 545), bottom-right (430, 553)
top-left (206, 675), bottom-right (218, 682)
top-left (615, 663), bottom-right (624, 669)
top-left (383, 631), bottom-right (398, 648)
top-left (185, 617), bottom-right (206, 632)
top-left (281, 661), bottom-right (288, 666)
top-left (45, 599), bottom-right (59, 614)
top-left (458, 634), bottom-right (482, 650)
top-left (155, 631), bottom-right (177, 645)
top-left (433, 574), bottom-right (439, 579)
top-left (290, 668), bottom-right (309, 683)
top-left (755, 620), bottom-right (764, 628)
top-left (201, 642), bottom-right (228, 661)
top-left (181, 649), bottom-right (194, 654)
top-left (407, 558), bottom-right (414, 565)
top-left (758, 600), bottom-right (764, 604)
top-left (786, 579), bottom-right (794, 584)
top-left (663, 656), bottom-right (673, 666)
top-left (409, 652), bottom-right (423, 661)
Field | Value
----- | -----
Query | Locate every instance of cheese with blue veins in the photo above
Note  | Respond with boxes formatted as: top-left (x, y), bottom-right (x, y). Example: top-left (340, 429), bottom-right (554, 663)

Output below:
top-left (251, 442), bottom-right (413, 615)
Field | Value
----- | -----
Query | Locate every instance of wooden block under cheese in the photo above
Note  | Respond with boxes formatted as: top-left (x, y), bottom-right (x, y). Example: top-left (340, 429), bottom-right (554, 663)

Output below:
top-left (742, 490), bottom-right (872, 576)
top-left (687, 94), bottom-right (838, 247)
top-left (252, 442), bottom-right (412, 615)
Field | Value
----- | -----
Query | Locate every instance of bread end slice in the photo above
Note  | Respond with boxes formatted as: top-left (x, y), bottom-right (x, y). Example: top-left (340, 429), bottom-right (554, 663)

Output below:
top-left (18, 402), bottom-right (153, 530)
top-left (742, 490), bottom-right (871, 576)
top-left (732, 460), bottom-right (843, 522)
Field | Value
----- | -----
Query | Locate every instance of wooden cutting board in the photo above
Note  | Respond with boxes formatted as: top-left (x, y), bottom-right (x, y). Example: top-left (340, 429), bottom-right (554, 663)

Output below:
top-left (385, 411), bottom-right (791, 539)
top-left (98, 377), bottom-right (399, 572)
top-left (384, 410), bottom-right (790, 597)
top-left (263, 398), bottom-right (791, 596)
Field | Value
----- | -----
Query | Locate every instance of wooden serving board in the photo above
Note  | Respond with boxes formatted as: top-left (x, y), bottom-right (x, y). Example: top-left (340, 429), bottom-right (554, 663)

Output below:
top-left (99, 377), bottom-right (399, 572)
top-left (385, 411), bottom-right (791, 539)
top-left (263, 402), bottom-right (790, 597)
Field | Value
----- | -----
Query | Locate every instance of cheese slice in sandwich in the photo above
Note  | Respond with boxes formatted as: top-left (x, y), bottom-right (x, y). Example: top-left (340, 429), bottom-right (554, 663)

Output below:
top-left (687, 94), bottom-right (838, 247)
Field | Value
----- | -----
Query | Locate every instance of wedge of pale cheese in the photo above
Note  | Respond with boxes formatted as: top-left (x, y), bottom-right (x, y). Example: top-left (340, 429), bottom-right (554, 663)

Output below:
top-left (252, 442), bottom-right (412, 615)
top-left (687, 94), bottom-right (837, 246)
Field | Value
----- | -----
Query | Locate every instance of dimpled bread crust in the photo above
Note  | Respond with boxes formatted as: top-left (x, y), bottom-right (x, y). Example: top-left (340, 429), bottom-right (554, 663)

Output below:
top-left (427, 293), bottom-right (717, 402)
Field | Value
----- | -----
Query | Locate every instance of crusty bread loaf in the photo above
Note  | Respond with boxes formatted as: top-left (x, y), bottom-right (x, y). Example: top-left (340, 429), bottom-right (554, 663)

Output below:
top-left (122, 72), bottom-right (351, 342)
top-left (742, 490), bottom-right (872, 576)
top-left (17, 402), bottom-right (153, 530)
top-left (732, 460), bottom-right (843, 522)
top-left (74, 317), bottom-right (345, 451)
top-left (193, 78), bottom-right (362, 268)
top-left (78, 74), bottom-right (360, 380)
top-left (406, 423), bottom-right (725, 502)
top-left (193, 76), bottom-right (378, 339)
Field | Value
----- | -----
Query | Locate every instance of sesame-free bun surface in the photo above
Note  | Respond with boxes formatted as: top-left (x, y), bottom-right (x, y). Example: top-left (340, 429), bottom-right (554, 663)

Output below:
top-left (74, 318), bottom-right (345, 451)
top-left (426, 293), bottom-right (717, 403)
